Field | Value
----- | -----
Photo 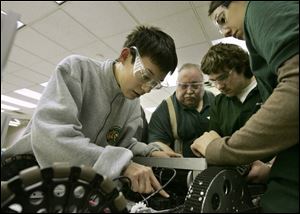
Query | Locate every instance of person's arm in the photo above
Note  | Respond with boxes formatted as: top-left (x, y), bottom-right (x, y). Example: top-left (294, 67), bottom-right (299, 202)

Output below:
top-left (121, 103), bottom-right (181, 157)
top-left (31, 56), bottom-right (132, 179)
top-left (203, 54), bottom-right (299, 165)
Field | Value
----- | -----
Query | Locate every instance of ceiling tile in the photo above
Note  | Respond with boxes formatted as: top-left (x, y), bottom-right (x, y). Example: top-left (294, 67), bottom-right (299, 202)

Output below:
top-left (14, 27), bottom-right (70, 63)
top-left (32, 10), bottom-right (97, 50)
top-left (8, 46), bottom-right (41, 67)
top-left (195, 6), bottom-right (222, 41)
top-left (12, 68), bottom-right (49, 84)
top-left (176, 42), bottom-right (211, 68)
top-left (191, 1), bottom-right (210, 7)
top-left (4, 61), bottom-right (24, 75)
top-left (102, 31), bottom-right (130, 53)
top-left (1, 1), bottom-right (58, 24)
top-left (72, 41), bottom-right (117, 61)
top-left (1, 82), bottom-right (20, 93)
top-left (150, 9), bottom-right (206, 48)
top-left (27, 85), bottom-right (46, 94)
top-left (29, 61), bottom-right (56, 77)
top-left (3, 73), bottom-right (35, 89)
top-left (123, 1), bottom-right (190, 23)
top-left (62, 1), bottom-right (137, 38)
top-left (47, 51), bottom-right (73, 65)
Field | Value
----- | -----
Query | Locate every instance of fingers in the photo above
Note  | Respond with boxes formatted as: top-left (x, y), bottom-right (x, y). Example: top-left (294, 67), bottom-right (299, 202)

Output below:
top-left (165, 151), bottom-right (183, 158)
top-left (132, 166), bottom-right (153, 193)
top-left (149, 172), bottom-right (170, 198)
top-left (130, 174), bottom-right (139, 192)
top-left (143, 171), bottom-right (153, 193)
top-left (123, 162), bottom-right (169, 197)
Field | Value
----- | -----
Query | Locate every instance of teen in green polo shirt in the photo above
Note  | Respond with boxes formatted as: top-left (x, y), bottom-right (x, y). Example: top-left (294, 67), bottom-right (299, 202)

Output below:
top-left (201, 43), bottom-right (262, 137)
top-left (200, 42), bottom-right (273, 183)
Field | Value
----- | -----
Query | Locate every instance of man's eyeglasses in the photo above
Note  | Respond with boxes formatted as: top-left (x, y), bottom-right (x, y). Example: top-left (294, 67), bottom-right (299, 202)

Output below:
top-left (177, 82), bottom-right (203, 90)
top-left (209, 70), bottom-right (232, 86)
top-left (130, 46), bottom-right (163, 89)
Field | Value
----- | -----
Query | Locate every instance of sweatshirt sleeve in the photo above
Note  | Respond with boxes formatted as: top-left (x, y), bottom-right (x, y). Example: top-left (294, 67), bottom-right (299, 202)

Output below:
top-left (31, 55), bottom-right (132, 179)
top-left (118, 101), bottom-right (161, 156)
top-left (205, 54), bottom-right (299, 165)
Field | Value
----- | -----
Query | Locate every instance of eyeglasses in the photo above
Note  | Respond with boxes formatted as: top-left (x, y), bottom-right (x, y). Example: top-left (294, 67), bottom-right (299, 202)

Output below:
top-left (214, 11), bottom-right (227, 34)
top-left (130, 46), bottom-right (163, 89)
top-left (177, 82), bottom-right (203, 90)
top-left (212, 1), bottom-right (231, 35)
top-left (209, 70), bottom-right (232, 86)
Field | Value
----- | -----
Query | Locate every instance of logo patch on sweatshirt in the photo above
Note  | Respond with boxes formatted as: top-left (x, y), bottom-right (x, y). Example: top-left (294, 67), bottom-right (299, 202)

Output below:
top-left (106, 126), bottom-right (121, 145)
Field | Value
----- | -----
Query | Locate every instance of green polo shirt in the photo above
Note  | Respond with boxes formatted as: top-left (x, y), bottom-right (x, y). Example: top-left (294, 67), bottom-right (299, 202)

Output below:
top-left (244, 1), bottom-right (299, 212)
top-left (148, 90), bottom-right (215, 157)
top-left (209, 86), bottom-right (262, 137)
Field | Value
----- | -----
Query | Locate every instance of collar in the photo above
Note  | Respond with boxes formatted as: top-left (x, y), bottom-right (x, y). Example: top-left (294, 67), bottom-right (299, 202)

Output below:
top-left (236, 77), bottom-right (257, 103)
top-left (103, 59), bottom-right (123, 98)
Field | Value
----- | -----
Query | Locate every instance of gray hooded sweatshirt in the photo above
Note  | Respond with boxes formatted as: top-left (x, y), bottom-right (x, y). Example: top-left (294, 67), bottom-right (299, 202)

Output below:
top-left (3, 55), bottom-right (159, 179)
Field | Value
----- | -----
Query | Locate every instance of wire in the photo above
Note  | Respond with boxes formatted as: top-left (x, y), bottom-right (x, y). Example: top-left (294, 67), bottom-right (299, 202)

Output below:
top-left (138, 193), bottom-right (149, 207)
top-left (113, 169), bottom-right (177, 207)
top-left (141, 168), bottom-right (177, 204)
top-left (159, 169), bottom-right (163, 183)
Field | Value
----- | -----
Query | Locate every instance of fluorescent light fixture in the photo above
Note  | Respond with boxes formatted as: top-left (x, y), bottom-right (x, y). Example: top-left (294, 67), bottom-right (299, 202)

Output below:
top-left (55, 1), bottom-right (65, 5)
top-left (14, 88), bottom-right (42, 100)
top-left (145, 107), bottom-right (157, 113)
top-left (1, 10), bottom-right (25, 29)
top-left (1, 95), bottom-right (37, 108)
top-left (1, 103), bottom-right (20, 111)
top-left (212, 37), bottom-right (248, 52)
top-left (40, 82), bottom-right (48, 87)
top-left (9, 118), bottom-right (21, 127)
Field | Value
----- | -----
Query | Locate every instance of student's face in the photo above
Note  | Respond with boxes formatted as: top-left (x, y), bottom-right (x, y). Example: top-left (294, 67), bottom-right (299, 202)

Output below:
top-left (208, 70), bottom-right (249, 97)
top-left (176, 68), bottom-right (204, 109)
top-left (118, 48), bottom-right (166, 100)
top-left (210, 2), bottom-right (246, 40)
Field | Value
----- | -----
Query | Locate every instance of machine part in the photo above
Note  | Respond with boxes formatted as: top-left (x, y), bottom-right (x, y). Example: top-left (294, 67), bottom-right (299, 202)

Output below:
top-left (184, 166), bottom-right (260, 213)
top-left (1, 162), bottom-right (128, 213)
top-left (1, 154), bottom-right (38, 181)
top-left (133, 157), bottom-right (207, 171)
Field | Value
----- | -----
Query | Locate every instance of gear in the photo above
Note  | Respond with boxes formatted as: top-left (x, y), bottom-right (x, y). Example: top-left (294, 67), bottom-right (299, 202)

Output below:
top-left (184, 166), bottom-right (257, 213)
top-left (1, 163), bottom-right (128, 213)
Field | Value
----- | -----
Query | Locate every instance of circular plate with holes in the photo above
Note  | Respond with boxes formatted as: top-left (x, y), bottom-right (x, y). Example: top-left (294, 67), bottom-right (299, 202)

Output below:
top-left (184, 167), bottom-right (258, 213)
top-left (1, 162), bottom-right (128, 213)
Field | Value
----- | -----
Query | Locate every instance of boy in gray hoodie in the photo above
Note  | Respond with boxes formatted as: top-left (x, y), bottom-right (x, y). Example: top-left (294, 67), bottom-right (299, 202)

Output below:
top-left (2, 25), bottom-right (178, 197)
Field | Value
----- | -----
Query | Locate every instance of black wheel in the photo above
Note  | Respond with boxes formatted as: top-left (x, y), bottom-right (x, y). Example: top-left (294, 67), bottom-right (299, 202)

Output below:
top-left (1, 154), bottom-right (38, 181)
top-left (1, 163), bottom-right (128, 213)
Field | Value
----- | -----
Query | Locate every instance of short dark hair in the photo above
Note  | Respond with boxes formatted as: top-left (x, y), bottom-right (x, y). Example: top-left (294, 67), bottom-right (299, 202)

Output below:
top-left (208, 1), bottom-right (232, 16)
top-left (123, 25), bottom-right (178, 75)
top-left (201, 43), bottom-right (252, 79)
